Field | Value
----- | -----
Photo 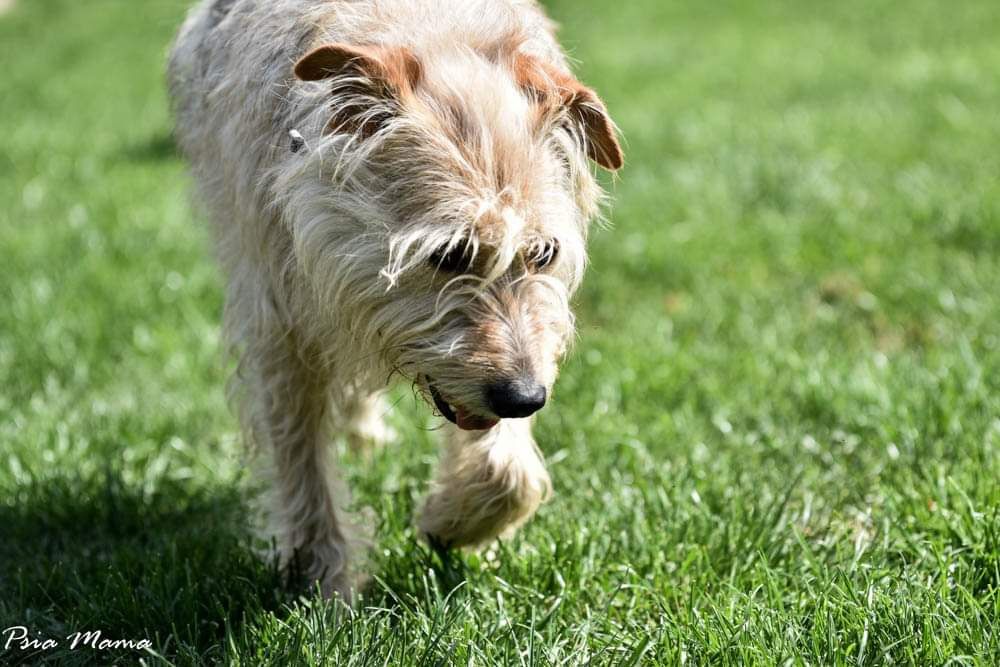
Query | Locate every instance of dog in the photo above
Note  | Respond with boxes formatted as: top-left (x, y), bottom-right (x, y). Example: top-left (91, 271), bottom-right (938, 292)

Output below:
top-left (168, 0), bottom-right (622, 600)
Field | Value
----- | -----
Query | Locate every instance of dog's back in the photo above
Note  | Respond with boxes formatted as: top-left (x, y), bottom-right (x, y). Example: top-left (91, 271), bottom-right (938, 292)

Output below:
top-left (169, 0), bottom-right (312, 224)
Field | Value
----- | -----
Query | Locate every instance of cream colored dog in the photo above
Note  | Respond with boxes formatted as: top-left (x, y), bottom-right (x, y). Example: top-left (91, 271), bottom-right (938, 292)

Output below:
top-left (168, 0), bottom-right (622, 600)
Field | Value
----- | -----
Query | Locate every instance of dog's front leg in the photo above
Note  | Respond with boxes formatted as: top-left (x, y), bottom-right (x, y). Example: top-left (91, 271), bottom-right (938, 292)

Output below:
top-left (418, 419), bottom-right (551, 549)
top-left (246, 335), bottom-right (359, 601)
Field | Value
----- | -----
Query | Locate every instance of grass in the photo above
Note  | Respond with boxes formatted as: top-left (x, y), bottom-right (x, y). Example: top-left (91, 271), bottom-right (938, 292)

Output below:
top-left (1, 0), bottom-right (999, 664)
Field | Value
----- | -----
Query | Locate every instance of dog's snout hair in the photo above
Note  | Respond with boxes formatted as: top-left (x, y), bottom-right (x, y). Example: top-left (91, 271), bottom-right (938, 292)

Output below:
top-left (387, 272), bottom-right (571, 421)
top-left (168, 0), bottom-right (621, 601)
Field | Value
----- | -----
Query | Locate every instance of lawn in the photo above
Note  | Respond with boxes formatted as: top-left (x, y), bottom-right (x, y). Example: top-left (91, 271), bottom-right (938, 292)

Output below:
top-left (2, 0), bottom-right (999, 664)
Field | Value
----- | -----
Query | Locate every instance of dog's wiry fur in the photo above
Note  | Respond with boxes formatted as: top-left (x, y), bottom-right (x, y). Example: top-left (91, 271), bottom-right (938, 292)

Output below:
top-left (168, 0), bottom-right (621, 600)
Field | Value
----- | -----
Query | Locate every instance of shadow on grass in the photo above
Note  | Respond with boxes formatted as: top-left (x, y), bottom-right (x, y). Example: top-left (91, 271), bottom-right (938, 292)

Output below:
top-left (0, 470), bottom-right (286, 665)
top-left (0, 470), bottom-right (479, 664)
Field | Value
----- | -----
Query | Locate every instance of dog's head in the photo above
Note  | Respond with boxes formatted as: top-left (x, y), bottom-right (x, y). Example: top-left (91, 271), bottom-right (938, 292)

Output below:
top-left (288, 38), bottom-right (621, 430)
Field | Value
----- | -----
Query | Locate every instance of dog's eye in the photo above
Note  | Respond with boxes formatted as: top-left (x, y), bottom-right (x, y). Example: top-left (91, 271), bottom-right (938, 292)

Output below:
top-left (527, 239), bottom-right (559, 272)
top-left (428, 242), bottom-right (474, 273)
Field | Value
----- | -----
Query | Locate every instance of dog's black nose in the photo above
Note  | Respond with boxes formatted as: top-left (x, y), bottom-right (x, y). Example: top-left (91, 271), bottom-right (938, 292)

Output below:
top-left (486, 378), bottom-right (547, 418)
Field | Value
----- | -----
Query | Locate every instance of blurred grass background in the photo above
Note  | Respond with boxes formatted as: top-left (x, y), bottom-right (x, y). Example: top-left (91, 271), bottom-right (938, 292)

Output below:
top-left (1, 0), bottom-right (999, 664)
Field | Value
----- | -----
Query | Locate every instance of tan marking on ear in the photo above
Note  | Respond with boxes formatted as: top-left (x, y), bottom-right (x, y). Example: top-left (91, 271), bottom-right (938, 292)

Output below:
top-left (512, 54), bottom-right (624, 171)
top-left (569, 88), bottom-right (623, 171)
top-left (295, 43), bottom-right (422, 91)
top-left (294, 43), bottom-right (422, 137)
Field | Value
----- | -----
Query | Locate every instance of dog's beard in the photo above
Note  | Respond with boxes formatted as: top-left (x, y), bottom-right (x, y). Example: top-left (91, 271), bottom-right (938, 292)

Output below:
top-left (378, 316), bottom-right (502, 430)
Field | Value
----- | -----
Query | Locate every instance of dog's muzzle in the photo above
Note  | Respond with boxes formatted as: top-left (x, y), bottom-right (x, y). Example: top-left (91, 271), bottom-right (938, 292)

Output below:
top-left (428, 383), bottom-right (500, 431)
top-left (427, 376), bottom-right (547, 431)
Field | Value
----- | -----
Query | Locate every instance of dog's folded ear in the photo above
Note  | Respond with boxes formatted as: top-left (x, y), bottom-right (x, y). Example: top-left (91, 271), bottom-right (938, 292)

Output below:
top-left (295, 43), bottom-right (421, 88)
top-left (515, 55), bottom-right (623, 171)
top-left (565, 86), bottom-right (624, 171)
top-left (294, 43), bottom-right (421, 136)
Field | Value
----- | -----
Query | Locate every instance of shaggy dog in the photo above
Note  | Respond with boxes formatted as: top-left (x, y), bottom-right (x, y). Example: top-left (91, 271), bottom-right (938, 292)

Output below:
top-left (168, 0), bottom-right (622, 600)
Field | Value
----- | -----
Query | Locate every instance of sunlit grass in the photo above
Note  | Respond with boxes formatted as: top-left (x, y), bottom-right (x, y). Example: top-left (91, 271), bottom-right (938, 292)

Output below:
top-left (1, 0), bottom-right (998, 663)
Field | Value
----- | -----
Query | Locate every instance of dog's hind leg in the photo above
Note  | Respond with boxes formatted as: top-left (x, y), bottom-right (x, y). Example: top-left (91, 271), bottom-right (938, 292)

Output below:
top-left (337, 390), bottom-right (397, 454)
top-left (239, 326), bottom-right (361, 601)
top-left (418, 419), bottom-right (551, 549)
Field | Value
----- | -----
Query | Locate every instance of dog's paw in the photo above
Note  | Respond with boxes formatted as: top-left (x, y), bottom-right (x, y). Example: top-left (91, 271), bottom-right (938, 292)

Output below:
top-left (423, 531), bottom-right (452, 554)
top-left (416, 487), bottom-right (515, 550)
top-left (285, 546), bottom-right (359, 603)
